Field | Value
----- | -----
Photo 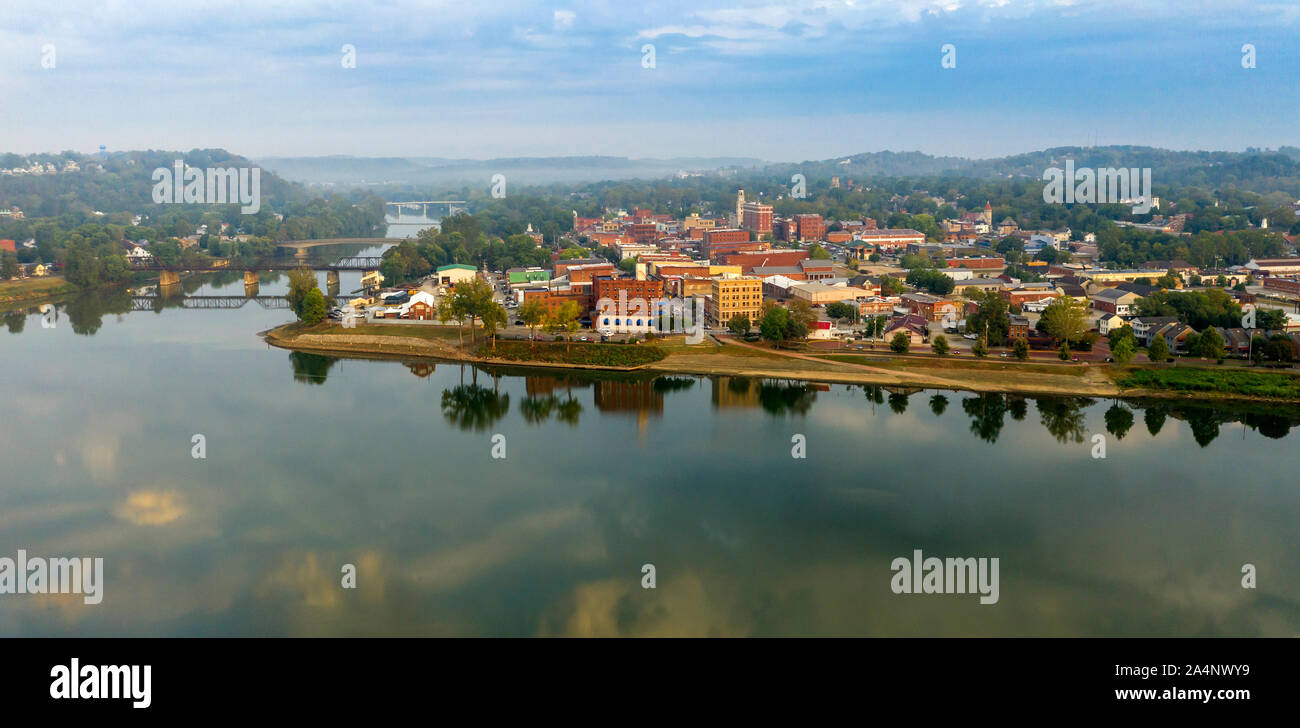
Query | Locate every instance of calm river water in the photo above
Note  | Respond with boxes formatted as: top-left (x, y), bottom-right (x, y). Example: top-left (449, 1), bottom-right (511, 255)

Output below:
top-left (1, 253), bottom-right (1297, 636)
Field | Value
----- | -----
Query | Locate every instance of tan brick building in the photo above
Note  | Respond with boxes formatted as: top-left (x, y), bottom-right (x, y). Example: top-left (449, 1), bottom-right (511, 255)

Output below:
top-left (708, 277), bottom-right (764, 327)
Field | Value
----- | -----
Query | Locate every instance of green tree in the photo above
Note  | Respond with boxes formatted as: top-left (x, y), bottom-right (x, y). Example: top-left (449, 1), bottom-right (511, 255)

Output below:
top-left (300, 288), bottom-right (327, 325)
top-left (825, 301), bottom-right (856, 326)
top-left (759, 306), bottom-right (791, 345)
top-left (1111, 336), bottom-right (1135, 364)
top-left (1057, 340), bottom-right (1071, 360)
top-left (1012, 337), bottom-right (1029, 360)
top-left (286, 267), bottom-right (318, 317)
top-left (973, 336), bottom-right (989, 357)
top-left (1147, 334), bottom-right (1170, 362)
top-left (518, 298), bottom-right (547, 347)
top-left (889, 332), bottom-right (910, 353)
top-left (932, 334), bottom-right (950, 356)
top-left (1041, 296), bottom-right (1088, 346)
top-left (482, 301), bottom-right (507, 350)
top-left (546, 300), bottom-right (582, 352)
top-left (727, 313), bottom-right (751, 337)
top-left (1195, 327), bottom-right (1225, 360)
top-left (0, 252), bottom-right (18, 279)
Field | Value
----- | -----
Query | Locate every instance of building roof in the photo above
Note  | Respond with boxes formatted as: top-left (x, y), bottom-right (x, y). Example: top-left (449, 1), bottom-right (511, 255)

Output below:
top-left (438, 263), bottom-right (477, 272)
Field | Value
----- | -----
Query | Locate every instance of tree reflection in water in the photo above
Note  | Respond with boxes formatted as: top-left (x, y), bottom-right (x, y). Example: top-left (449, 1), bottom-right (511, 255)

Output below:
top-left (441, 384), bottom-right (511, 431)
top-left (757, 381), bottom-right (817, 416)
top-left (1036, 396), bottom-right (1095, 444)
top-left (962, 392), bottom-right (1007, 443)
top-left (288, 351), bottom-right (337, 385)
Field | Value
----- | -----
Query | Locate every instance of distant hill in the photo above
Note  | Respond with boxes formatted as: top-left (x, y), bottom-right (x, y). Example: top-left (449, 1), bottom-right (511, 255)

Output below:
top-left (0, 149), bottom-right (306, 217)
top-left (255, 155), bottom-right (768, 187)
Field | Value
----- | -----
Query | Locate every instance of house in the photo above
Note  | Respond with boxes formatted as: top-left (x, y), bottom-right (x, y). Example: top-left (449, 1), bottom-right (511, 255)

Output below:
top-left (400, 291), bottom-right (438, 320)
top-left (1152, 322), bottom-right (1196, 353)
top-left (901, 292), bottom-right (962, 322)
top-left (126, 245), bottom-right (154, 261)
top-left (1009, 314), bottom-right (1031, 340)
top-left (882, 314), bottom-right (929, 345)
top-left (1096, 313), bottom-right (1126, 336)
top-left (1130, 316), bottom-right (1179, 345)
top-left (1092, 288), bottom-right (1142, 316)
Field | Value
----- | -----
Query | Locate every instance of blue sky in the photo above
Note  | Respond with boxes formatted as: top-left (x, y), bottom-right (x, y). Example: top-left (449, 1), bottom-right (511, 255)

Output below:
top-left (1, 0), bottom-right (1297, 160)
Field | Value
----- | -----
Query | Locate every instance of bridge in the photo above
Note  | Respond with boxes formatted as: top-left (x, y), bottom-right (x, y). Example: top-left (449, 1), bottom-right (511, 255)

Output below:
top-left (386, 200), bottom-right (465, 221)
top-left (131, 256), bottom-right (385, 291)
top-left (130, 295), bottom-right (292, 311)
top-left (129, 257), bottom-right (383, 273)
top-left (275, 238), bottom-right (393, 250)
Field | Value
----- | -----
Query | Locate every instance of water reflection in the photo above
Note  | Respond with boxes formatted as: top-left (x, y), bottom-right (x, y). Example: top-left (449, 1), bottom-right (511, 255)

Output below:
top-left (284, 357), bottom-right (1300, 447)
top-left (289, 352), bottom-right (337, 385)
top-left (440, 384), bottom-right (511, 431)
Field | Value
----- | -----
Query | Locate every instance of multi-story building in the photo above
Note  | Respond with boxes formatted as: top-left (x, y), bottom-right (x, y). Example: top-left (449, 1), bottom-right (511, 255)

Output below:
top-left (793, 214), bottom-right (825, 242)
top-left (855, 228), bottom-right (926, 252)
top-left (702, 228), bottom-right (765, 259)
top-left (741, 202), bottom-right (774, 236)
top-left (707, 276), bottom-right (764, 327)
top-left (626, 223), bottom-right (659, 244)
top-left (592, 275), bottom-right (668, 333)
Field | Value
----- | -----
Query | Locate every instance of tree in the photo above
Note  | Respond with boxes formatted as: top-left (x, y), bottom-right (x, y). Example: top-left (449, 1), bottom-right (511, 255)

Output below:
top-left (1040, 296), bottom-right (1088, 346)
top-left (825, 302), bottom-right (856, 327)
top-left (1012, 337), bottom-right (1029, 360)
top-left (300, 288), bottom-right (327, 325)
top-left (437, 296), bottom-right (461, 347)
top-left (889, 332), bottom-right (910, 353)
top-left (785, 299), bottom-right (816, 340)
top-left (879, 276), bottom-right (906, 296)
top-left (1057, 340), bottom-right (1071, 360)
top-left (1195, 326), bottom-right (1225, 360)
top-left (0, 252), bottom-right (18, 280)
top-left (964, 289), bottom-right (1009, 345)
top-left (518, 298), bottom-right (547, 347)
top-left (546, 300), bottom-right (581, 351)
top-left (973, 336), bottom-right (989, 357)
top-left (727, 313), bottom-right (751, 337)
top-left (1111, 336), bottom-right (1135, 364)
top-left (932, 334), bottom-right (950, 356)
top-left (759, 306), bottom-right (790, 344)
top-left (287, 266), bottom-right (318, 318)
top-left (452, 277), bottom-right (495, 344)
top-left (809, 243), bottom-right (831, 259)
top-left (1257, 307), bottom-right (1287, 331)
top-left (1147, 334), bottom-right (1170, 362)
top-left (482, 301), bottom-right (507, 349)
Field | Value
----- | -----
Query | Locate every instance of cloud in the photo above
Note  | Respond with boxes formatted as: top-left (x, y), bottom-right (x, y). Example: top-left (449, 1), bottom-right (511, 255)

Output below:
top-left (553, 9), bottom-right (575, 30)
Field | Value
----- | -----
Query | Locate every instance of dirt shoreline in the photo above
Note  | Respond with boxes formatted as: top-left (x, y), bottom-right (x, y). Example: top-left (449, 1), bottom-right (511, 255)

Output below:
top-left (262, 324), bottom-right (1300, 405)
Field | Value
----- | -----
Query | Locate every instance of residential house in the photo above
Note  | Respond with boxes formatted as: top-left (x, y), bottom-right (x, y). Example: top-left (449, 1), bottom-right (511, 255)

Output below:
top-left (1092, 288), bottom-right (1142, 316)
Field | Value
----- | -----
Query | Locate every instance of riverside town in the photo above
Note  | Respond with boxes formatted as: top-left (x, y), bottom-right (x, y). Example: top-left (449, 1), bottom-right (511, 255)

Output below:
top-left (1, 0), bottom-right (1295, 713)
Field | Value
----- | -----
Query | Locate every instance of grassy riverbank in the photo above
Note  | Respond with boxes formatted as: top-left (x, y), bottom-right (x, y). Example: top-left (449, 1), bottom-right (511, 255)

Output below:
top-left (0, 277), bottom-right (79, 307)
top-left (262, 322), bottom-right (1300, 402)
top-left (1115, 366), bottom-right (1300, 399)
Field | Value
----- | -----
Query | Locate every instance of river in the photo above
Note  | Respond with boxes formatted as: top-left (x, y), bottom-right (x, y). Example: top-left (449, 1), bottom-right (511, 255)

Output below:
top-left (1, 255), bottom-right (1297, 636)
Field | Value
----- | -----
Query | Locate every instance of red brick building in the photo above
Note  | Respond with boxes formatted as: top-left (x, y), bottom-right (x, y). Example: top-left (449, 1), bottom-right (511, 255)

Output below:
top-left (717, 249), bottom-right (808, 272)
top-left (793, 214), bottom-right (825, 242)
top-left (741, 203), bottom-right (773, 235)
top-left (703, 228), bottom-right (765, 259)
top-left (627, 223), bottom-right (658, 244)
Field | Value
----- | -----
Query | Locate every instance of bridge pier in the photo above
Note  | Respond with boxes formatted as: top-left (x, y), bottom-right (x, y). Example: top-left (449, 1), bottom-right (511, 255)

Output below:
top-left (244, 270), bottom-right (260, 295)
top-left (326, 270), bottom-right (340, 297)
top-left (159, 270), bottom-right (181, 288)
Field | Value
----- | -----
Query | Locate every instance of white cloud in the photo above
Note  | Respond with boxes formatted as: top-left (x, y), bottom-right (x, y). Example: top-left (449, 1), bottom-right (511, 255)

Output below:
top-left (553, 9), bottom-right (576, 30)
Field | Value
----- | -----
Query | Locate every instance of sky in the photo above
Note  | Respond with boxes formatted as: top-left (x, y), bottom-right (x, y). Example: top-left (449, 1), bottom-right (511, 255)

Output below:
top-left (1, 0), bottom-right (1298, 161)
